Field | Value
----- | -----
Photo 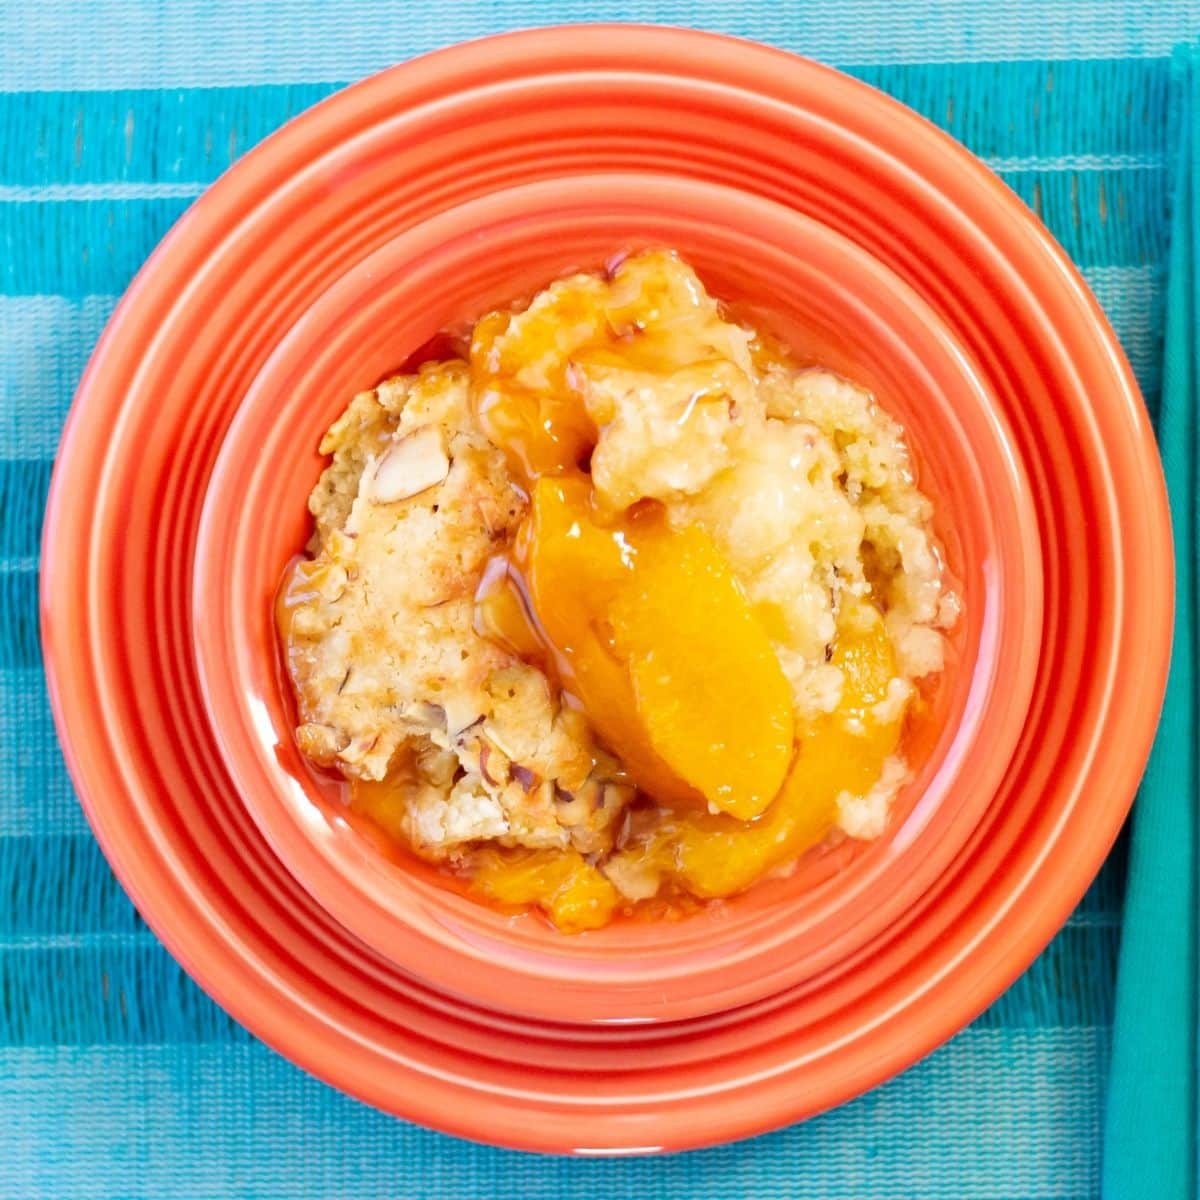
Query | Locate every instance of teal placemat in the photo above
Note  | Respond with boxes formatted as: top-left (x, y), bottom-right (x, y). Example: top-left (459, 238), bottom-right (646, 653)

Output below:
top-left (2, 3), bottom-right (1194, 1196)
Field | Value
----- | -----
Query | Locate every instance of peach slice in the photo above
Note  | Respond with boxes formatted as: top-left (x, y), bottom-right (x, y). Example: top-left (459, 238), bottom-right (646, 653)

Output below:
top-left (516, 475), bottom-right (701, 806)
top-left (514, 475), bottom-right (794, 819)
top-left (608, 607), bottom-right (904, 900)
top-left (470, 847), bottom-right (620, 933)
top-left (610, 520), bottom-right (794, 820)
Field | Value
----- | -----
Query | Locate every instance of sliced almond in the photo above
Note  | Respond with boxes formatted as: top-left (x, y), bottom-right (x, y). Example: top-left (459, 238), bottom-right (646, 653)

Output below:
top-left (365, 426), bottom-right (449, 503)
top-left (476, 493), bottom-right (510, 537)
top-left (313, 562), bottom-right (348, 603)
top-left (296, 722), bottom-right (348, 762)
top-left (338, 733), bottom-right (380, 765)
top-left (416, 743), bottom-right (458, 788)
top-left (602, 852), bottom-right (663, 901)
top-left (477, 738), bottom-right (511, 788)
top-left (510, 763), bottom-right (541, 793)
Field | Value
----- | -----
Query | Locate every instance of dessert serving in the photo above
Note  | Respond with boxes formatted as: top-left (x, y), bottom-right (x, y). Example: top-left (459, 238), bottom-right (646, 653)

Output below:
top-left (277, 249), bottom-right (959, 931)
top-left (49, 28), bottom-right (1166, 1145)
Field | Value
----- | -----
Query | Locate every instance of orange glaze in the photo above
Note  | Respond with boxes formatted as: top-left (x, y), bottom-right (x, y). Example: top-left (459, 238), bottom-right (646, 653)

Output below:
top-left (470, 254), bottom-right (758, 484)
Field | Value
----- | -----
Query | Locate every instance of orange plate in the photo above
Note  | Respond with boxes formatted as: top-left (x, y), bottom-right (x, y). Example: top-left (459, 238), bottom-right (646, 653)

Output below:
top-left (194, 174), bottom-right (1042, 1023)
top-left (40, 28), bottom-right (1171, 1152)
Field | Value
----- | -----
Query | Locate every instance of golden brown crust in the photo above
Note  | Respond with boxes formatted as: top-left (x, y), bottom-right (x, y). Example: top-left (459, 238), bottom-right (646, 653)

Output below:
top-left (281, 362), bottom-right (634, 858)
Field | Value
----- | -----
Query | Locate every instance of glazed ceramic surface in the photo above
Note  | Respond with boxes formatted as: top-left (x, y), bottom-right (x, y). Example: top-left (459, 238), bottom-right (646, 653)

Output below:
top-left (41, 28), bottom-right (1170, 1151)
top-left (195, 173), bottom-right (1042, 1023)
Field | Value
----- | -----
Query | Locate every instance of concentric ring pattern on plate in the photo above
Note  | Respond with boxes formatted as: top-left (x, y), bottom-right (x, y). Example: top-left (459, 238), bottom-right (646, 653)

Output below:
top-left (41, 27), bottom-right (1171, 1153)
top-left (194, 172), bottom-right (1042, 1024)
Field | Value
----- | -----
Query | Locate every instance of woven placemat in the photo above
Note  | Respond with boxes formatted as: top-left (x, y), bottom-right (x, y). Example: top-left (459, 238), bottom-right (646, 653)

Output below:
top-left (2, 3), bottom-right (1194, 1196)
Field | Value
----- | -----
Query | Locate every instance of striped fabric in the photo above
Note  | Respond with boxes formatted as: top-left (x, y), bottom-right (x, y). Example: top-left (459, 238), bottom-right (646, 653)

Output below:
top-left (1, 3), bottom-right (1193, 1197)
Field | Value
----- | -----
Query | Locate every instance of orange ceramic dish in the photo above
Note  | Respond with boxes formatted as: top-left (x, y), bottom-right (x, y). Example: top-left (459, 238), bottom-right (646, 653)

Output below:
top-left (195, 176), bottom-right (1041, 1021)
top-left (41, 28), bottom-right (1170, 1152)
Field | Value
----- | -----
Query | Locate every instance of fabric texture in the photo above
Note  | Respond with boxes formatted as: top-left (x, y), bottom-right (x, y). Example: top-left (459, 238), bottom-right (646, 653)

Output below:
top-left (0, 3), bottom-right (1195, 1197)
top-left (1103, 46), bottom-right (1199, 1200)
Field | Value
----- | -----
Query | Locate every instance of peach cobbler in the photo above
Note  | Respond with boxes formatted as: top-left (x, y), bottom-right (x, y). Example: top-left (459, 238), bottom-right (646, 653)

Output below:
top-left (277, 250), bottom-right (958, 931)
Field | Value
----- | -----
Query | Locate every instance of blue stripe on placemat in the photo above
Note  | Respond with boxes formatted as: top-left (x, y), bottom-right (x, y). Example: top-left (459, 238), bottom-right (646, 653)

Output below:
top-left (1, 0), bottom-right (1197, 89)
top-left (0, 1032), bottom-right (1107, 1200)
top-left (1, 6), bottom-right (1193, 1195)
top-left (0, 61), bottom-right (1172, 186)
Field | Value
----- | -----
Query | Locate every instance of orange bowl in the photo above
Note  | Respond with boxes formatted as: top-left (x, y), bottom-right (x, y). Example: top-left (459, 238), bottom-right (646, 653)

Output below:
top-left (40, 28), bottom-right (1170, 1151)
top-left (195, 172), bottom-right (1042, 1023)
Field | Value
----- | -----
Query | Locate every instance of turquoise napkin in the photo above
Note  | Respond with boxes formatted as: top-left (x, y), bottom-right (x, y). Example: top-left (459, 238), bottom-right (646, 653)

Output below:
top-left (1103, 47), bottom-right (1199, 1200)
